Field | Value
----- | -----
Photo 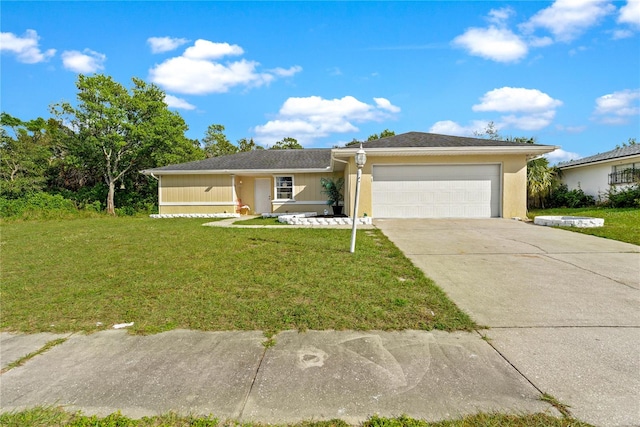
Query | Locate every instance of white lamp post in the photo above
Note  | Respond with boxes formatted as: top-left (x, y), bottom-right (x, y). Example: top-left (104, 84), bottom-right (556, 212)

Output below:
top-left (350, 143), bottom-right (367, 253)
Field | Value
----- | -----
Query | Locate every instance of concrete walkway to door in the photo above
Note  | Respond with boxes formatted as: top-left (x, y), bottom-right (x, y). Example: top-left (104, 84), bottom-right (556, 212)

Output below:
top-left (376, 218), bottom-right (640, 427)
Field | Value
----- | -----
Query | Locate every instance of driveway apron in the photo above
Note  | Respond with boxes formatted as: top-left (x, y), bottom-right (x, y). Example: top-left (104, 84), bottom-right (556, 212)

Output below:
top-left (376, 218), bottom-right (640, 427)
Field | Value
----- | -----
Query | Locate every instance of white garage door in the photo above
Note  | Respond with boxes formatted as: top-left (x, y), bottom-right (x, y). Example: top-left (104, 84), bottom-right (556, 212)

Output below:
top-left (372, 164), bottom-right (501, 218)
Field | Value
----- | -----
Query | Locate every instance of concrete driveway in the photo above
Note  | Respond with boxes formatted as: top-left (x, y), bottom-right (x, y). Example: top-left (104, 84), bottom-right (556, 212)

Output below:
top-left (376, 218), bottom-right (640, 427)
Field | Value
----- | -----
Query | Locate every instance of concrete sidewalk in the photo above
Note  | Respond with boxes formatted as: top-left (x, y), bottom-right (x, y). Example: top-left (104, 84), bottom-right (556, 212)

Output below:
top-left (376, 219), bottom-right (640, 427)
top-left (1, 329), bottom-right (556, 423)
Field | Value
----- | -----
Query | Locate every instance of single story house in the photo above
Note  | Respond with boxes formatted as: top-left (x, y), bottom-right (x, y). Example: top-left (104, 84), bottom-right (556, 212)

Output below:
top-left (558, 145), bottom-right (640, 200)
top-left (141, 132), bottom-right (556, 219)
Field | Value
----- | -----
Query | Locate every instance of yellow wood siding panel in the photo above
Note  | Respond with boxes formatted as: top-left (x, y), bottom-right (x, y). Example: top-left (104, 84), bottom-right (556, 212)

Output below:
top-left (161, 175), bottom-right (233, 204)
top-left (294, 173), bottom-right (336, 202)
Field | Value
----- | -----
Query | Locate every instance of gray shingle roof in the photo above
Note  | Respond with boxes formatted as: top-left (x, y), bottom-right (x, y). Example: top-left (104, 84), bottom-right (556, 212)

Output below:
top-left (144, 132), bottom-right (554, 174)
top-left (147, 149), bottom-right (332, 172)
top-left (558, 145), bottom-right (640, 168)
top-left (340, 132), bottom-right (543, 149)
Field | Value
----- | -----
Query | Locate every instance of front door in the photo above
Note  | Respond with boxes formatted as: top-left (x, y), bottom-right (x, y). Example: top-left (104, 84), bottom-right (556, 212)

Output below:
top-left (254, 178), bottom-right (271, 214)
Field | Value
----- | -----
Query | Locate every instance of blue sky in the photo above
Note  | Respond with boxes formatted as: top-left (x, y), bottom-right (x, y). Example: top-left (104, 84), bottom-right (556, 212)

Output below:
top-left (2, 1), bottom-right (639, 163)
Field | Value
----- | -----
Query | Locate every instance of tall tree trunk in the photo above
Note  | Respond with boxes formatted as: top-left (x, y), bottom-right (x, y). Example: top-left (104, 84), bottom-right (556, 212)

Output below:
top-left (107, 180), bottom-right (116, 215)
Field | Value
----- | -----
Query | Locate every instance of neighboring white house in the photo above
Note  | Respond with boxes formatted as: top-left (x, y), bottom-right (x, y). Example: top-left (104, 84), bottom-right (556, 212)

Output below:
top-left (558, 145), bottom-right (640, 201)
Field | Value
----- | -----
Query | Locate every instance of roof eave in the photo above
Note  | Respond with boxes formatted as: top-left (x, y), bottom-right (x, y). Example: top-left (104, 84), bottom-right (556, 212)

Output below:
top-left (140, 167), bottom-right (332, 175)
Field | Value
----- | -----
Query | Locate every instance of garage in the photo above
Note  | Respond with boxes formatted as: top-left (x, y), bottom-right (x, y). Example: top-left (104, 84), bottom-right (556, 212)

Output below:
top-left (372, 164), bottom-right (501, 218)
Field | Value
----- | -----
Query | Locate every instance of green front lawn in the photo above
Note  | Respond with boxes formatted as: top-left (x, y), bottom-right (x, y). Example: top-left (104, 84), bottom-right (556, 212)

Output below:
top-left (1, 217), bottom-right (476, 335)
top-left (528, 207), bottom-right (640, 246)
top-left (233, 216), bottom-right (288, 225)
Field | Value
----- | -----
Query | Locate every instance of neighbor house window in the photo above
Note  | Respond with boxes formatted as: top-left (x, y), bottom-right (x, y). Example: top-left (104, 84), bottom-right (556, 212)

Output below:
top-left (609, 162), bottom-right (640, 185)
top-left (275, 176), bottom-right (294, 200)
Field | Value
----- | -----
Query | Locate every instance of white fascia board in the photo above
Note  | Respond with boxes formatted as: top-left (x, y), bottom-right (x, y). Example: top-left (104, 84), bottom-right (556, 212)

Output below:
top-left (331, 146), bottom-right (558, 157)
top-left (141, 167), bottom-right (332, 176)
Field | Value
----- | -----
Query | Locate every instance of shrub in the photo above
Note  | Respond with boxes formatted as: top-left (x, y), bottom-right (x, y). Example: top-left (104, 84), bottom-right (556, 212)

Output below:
top-left (604, 183), bottom-right (640, 208)
top-left (0, 192), bottom-right (79, 219)
top-left (547, 184), bottom-right (595, 208)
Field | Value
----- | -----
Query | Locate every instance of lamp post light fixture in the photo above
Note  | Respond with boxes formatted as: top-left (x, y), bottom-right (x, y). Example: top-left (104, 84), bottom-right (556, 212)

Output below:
top-left (350, 143), bottom-right (367, 253)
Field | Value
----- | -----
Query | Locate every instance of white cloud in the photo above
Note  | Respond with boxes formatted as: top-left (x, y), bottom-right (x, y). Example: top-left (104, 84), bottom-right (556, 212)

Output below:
top-left (431, 88), bottom-right (562, 136)
top-left (521, 0), bottom-right (615, 42)
top-left (254, 96), bottom-right (401, 146)
top-left (528, 36), bottom-right (554, 47)
top-left (612, 28), bottom-right (635, 39)
top-left (487, 7), bottom-right (515, 25)
top-left (556, 124), bottom-right (587, 133)
top-left (472, 87), bottom-right (562, 131)
top-left (428, 120), bottom-right (495, 137)
top-left (147, 36), bottom-right (189, 54)
top-left (269, 65), bottom-right (303, 77)
top-left (150, 57), bottom-right (273, 94)
top-left (618, 0), bottom-right (640, 27)
top-left (164, 94), bottom-right (196, 110)
top-left (374, 97), bottom-right (401, 113)
top-left (473, 87), bottom-right (563, 113)
top-left (429, 120), bottom-right (478, 137)
top-left (183, 40), bottom-right (243, 60)
top-left (0, 29), bottom-right (55, 63)
top-left (500, 111), bottom-right (558, 131)
top-left (593, 89), bottom-right (640, 124)
top-left (545, 148), bottom-right (581, 164)
top-left (149, 39), bottom-right (301, 95)
top-left (452, 26), bottom-right (528, 62)
top-left (61, 49), bottom-right (106, 73)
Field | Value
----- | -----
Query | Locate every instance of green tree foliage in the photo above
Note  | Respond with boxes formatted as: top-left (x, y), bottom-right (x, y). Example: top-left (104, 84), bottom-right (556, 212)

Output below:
top-left (344, 138), bottom-right (362, 147)
top-left (52, 74), bottom-right (203, 215)
top-left (203, 124), bottom-right (238, 157)
top-left (474, 122), bottom-right (560, 209)
top-left (0, 113), bottom-right (56, 197)
top-left (527, 157), bottom-right (560, 209)
top-left (367, 129), bottom-right (395, 141)
top-left (237, 137), bottom-right (263, 152)
top-left (473, 121), bottom-right (502, 140)
top-left (270, 137), bottom-right (303, 150)
top-left (616, 137), bottom-right (638, 148)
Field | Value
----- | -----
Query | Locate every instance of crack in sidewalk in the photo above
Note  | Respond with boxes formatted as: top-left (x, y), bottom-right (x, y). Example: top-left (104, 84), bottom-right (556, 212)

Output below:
top-left (475, 329), bottom-right (574, 419)
top-left (238, 344), bottom-right (269, 419)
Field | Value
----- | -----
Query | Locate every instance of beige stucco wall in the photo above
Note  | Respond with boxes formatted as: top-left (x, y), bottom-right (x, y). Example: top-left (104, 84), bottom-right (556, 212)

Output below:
top-left (343, 154), bottom-right (529, 219)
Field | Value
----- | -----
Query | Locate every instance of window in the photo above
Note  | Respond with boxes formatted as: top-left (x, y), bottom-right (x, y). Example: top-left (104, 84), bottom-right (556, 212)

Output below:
top-left (609, 162), bottom-right (640, 185)
top-left (275, 176), bottom-right (294, 200)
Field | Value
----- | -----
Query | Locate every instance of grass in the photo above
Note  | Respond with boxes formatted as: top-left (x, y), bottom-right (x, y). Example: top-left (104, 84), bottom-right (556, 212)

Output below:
top-left (0, 338), bottom-right (67, 374)
top-left (0, 408), bottom-right (595, 427)
top-left (1, 217), bottom-right (476, 335)
top-left (528, 207), bottom-right (640, 246)
top-left (233, 216), bottom-right (289, 225)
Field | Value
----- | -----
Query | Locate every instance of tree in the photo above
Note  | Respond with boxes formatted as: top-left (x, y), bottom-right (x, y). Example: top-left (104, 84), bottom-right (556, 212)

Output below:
top-left (270, 137), bottom-right (303, 150)
top-left (344, 138), bottom-right (361, 147)
top-left (527, 157), bottom-right (559, 209)
top-left (237, 137), bottom-right (263, 152)
top-left (616, 138), bottom-right (638, 148)
top-left (367, 129), bottom-right (395, 141)
top-left (52, 74), bottom-right (199, 215)
top-left (203, 124), bottom-right (238, 157)
top-left (0, 113), bottom-right (56, 197)
top-left (473, 121), bottom-right (502, 140)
